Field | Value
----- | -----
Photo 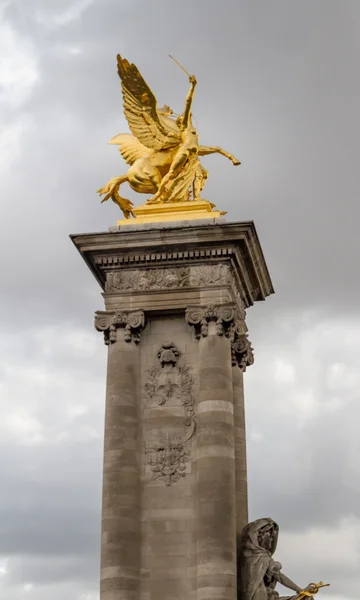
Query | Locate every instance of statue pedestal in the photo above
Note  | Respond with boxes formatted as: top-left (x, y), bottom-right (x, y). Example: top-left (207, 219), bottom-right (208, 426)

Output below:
top-left (117, 199), bottom-right (226, 225)
top-left (71, 219), bottom-right (274, 600)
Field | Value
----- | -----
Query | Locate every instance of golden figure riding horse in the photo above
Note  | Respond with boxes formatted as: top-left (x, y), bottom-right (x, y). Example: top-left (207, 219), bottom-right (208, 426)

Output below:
top-left (97, 54), bottom-right (240, 219)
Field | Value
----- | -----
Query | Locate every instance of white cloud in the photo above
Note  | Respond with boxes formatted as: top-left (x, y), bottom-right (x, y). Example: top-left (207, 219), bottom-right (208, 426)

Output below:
top-left (35, 0), bottom-right (95, 29)
top-left (0, 16), bottom-right (39, 108)
top-left (248, 315), bottom-right (360, 424)
top-left (0, 326), bottom-right (105, 447)
top-left (273, 358), bottom-right (297, 385)
top-left (275, 517), bottom-right (360, 600)
top-left (280, 516), bottom-right (360, 571)
top-left (0, 115), bottom-right (34, 175)
top-left (54, 44), bottom-right (84, 57)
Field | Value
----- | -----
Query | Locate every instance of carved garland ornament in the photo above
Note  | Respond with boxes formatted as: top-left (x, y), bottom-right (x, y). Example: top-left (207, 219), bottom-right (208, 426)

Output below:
top-left (94, 310), bottom-right (145, 344)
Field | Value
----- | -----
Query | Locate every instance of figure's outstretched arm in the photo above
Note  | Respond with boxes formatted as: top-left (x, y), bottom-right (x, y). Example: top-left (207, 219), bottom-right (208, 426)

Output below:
top-left (181, 75), bottom-right (197, 130)
top-left (277, 572), bottom-right (302, 594)
top-left (198, 145), bottom-right (241, 165)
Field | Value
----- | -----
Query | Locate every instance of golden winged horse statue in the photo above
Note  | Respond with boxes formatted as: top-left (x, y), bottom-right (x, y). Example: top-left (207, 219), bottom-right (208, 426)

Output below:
top-left (97, 54), bottom-right (241, 219)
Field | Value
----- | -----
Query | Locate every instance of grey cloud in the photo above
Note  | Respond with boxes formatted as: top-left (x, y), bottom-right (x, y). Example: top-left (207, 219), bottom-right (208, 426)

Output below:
top-left (3, 0), bottom-right (360, 322)
top-left (1, 1), bottom-right (360, 599)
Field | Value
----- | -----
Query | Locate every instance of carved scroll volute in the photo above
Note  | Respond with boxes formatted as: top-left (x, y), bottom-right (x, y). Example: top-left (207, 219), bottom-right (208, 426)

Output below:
top-left (185, 303), bottom-right (236, 338)
top-left (231, 334), bottom-right (254, 371)
top-left (95, 310), bottom-right (145, 345)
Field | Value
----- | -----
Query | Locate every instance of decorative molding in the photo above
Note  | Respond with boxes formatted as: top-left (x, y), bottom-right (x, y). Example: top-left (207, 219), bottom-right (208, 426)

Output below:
top-left (94, 310), bottom-right (145, 345)
top-left (95, 247), bottom-right (235, 268)
top-left (185, 303), bottom-right (236, 338)
top-left (231, 334), bottom-right (254, 371)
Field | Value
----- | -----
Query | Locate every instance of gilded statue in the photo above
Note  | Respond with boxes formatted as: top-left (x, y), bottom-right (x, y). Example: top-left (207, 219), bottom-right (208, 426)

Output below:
top-left (97, 54), bottom-right (241, 218)
top-left (237, 519), bottom-right (330, 600)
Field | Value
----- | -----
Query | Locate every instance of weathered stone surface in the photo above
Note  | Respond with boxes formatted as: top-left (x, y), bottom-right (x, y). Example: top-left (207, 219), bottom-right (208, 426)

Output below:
top-left (71, 220), bottom-right (274, 600)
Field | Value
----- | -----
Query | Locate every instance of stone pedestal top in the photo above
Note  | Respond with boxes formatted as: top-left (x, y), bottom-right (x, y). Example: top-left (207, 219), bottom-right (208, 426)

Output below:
top-left (70, 220), bottom-right (274, 308)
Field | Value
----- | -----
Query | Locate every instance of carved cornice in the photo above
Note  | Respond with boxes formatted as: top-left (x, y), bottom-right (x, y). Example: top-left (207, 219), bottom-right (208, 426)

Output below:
top-left (96, 247), bottom-right (235, 269)
top-left (185, 303), bottom-right (236, 338)
top-left (231, 334), bottom-right (254, 371)
top-left (71, 221), bottom-right (275, 308)
top-left (94, 310), bottom-right (145, 345)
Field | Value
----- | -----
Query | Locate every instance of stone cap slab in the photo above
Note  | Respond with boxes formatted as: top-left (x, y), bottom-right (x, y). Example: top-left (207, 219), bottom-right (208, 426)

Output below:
top-left (70, 220), bottom-right (274, 307)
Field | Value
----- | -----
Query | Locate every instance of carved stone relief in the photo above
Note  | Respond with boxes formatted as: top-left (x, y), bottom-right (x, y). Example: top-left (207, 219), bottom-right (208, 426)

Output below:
top-left (147, 434), bottom-right (191, 486)
top-left (189, 263), bottom-right (232, 287)
top-left (106, 263), bottom-right (234, 293)
top-left (94, 310), bottom-right (145, 345)
top-left (144, 342), bottom-right (196, 485)
top-left (106, 268), bottom-right (190, 292)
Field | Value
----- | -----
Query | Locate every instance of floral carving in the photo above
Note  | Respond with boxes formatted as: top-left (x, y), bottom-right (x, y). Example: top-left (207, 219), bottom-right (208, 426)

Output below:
top-left (94, 310), bottom-right (145, 345)
top-left (147, 435), bottom-right (190, 486)
top-left (106, 267), bottom-right (190, 292)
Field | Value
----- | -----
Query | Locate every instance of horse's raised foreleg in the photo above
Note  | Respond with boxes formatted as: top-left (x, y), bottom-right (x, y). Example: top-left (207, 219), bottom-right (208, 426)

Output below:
top-left (97, 175), bottom-right (134, 219)
top-left (198, 145), bottom-right (241, 165)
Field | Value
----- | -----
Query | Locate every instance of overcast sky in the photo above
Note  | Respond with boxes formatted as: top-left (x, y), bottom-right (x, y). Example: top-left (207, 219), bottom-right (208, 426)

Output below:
top-left (1, 0), bottom-right (360, 599)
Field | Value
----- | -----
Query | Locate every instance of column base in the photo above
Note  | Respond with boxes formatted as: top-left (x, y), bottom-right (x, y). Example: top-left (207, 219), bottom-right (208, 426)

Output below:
top-left (117, 199), bottom-right (227, 225)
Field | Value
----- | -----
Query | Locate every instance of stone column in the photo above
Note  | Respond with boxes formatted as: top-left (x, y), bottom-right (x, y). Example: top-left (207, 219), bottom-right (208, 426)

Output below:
top-left (71, 220), bottom-right (274, 600)
top-left (186, 305), bottom-right (238, 600)
top-left (95, 310), bottom-right (145, 600)
top-left (231, 334), bottom-right (254, 538)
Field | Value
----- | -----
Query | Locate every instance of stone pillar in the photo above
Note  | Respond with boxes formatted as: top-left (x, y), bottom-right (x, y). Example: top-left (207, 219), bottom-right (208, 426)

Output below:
top-left (71, 220), bottom-right (274, 600)
top-left (95, 310), bottom-right (145, 600)
top-left (231, 334), bottom-right (254, 536)
top-left (186, 305), bottom-right (238, 600)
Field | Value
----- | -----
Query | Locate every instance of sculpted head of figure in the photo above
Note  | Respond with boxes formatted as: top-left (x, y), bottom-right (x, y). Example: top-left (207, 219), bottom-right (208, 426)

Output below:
top-left (238, 518), bottom-right (279, 557)
top-left (258, 522), bottom-right (275, 552)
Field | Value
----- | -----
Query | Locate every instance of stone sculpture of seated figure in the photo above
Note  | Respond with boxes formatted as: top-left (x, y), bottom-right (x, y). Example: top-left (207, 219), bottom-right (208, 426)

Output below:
top-left (237, 518), bottom-right (317, 600)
